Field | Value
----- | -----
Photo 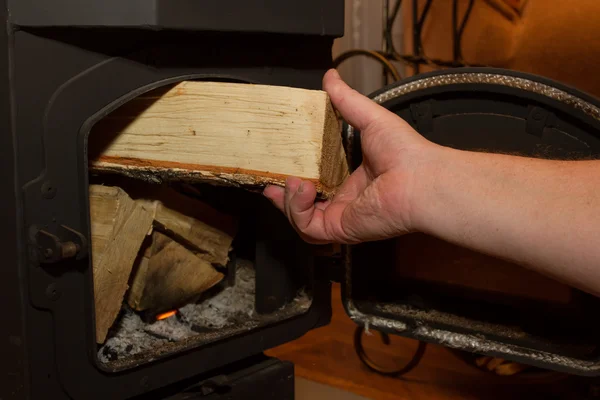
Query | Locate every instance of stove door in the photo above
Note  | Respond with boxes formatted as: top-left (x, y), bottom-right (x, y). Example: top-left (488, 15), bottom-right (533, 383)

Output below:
top-left (342, 67), bottom-right (600, 376)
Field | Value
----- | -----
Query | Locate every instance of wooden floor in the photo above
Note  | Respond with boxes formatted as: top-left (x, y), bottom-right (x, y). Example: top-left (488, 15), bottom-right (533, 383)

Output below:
top-left (267, 284), bottom-right (590, 400)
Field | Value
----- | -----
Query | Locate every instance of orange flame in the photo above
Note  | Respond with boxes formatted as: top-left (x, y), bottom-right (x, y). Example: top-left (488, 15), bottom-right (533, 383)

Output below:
top-left (156, 310), bottom-right (177, 321)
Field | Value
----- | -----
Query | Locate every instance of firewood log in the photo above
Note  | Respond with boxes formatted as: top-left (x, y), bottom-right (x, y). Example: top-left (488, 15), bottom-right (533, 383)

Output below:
top-left (125, 185), bottom-right (235, 314)
top-left (89, 81), bottom-right (349, 198)
top-left (89, 185), bottom-right (154, 343)
top-left (126, 232), bottom-right (224, 314)
top-left (133, 185), bottom-right (237, 266)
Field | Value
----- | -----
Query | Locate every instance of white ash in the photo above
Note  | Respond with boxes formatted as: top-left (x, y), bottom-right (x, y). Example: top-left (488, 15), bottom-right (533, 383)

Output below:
top-left (144, 318), bottom-right (196, 341)
top-left (178, 259), bottom-right (255, 329)
top-left (98, 259), bottom-right (310, 363)
top-left (98, 310), bottom-right (168, 363)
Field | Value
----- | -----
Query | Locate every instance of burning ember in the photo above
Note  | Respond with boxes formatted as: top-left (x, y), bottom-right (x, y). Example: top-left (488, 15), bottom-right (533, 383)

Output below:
top-left (156, 310), bottom-right (177, 321)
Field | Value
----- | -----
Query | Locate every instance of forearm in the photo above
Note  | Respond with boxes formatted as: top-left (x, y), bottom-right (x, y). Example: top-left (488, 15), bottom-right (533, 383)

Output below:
top-left (412, 146), bottom-right (600, 296)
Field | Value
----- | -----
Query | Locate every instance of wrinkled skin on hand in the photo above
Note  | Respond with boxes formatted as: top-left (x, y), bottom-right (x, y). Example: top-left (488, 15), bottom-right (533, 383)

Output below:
top-left (263, 69), bottom-right (438, 244)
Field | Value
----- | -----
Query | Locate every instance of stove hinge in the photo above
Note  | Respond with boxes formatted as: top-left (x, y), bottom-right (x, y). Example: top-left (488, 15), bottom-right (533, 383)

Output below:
top-left (29, 224), bottom-right (88, 264)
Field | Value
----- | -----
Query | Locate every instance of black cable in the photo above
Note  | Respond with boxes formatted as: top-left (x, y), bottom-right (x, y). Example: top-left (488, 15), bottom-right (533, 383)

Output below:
top-left (354, 326), bottom-right (427, 377)
top-left (411, 0), bottom-right (435, 74)
top-left (388, 52), bottom-right (470, 68)
top-left (389, 0), bottom-right (403, 29)
top-left (418, 0), bottom-right (434, 27)
top-left (384, 0), bottom-right (440, 71)
top-left (452, 0), bottom-right (459, 63)
top-left (384, 0), bottom-right (403, 55)
top-left (412, 0), bottom-right (420, 74)
top-left (332, 49), bottom-right (402, 82)
top-left (382, 0), bottom-right (404, 83)
top-left (453, 0), bottom-right (475, 64)
top-left (458, 0), bottom-right (476, 40)
top-left (352, 0), bottom-right (482, 79)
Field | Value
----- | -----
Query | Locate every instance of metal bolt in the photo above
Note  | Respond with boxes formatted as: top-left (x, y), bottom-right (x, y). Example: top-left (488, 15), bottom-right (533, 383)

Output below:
top-left (41, 181), bottom-right (57, 199)
top-left (61, 242), bottom-right (80, 259)
top-left (45, 283), bottom-right (60, 301)
top-left (532, 111), bottom-right (544, 121)
top-left (44, 248), bottom-right (54, 258)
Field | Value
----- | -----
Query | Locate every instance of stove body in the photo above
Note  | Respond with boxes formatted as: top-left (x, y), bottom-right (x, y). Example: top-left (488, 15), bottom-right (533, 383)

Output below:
top-left (0, 1), bottom-right (343, 399)
top-left (6, 2), bottom-right (600, 400)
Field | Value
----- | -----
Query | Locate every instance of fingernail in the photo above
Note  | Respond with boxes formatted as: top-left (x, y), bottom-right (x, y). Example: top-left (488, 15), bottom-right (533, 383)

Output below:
top-left (298, 182), bottom-right (305, 193)
top-left (330, 69), bottom-right (340, 79)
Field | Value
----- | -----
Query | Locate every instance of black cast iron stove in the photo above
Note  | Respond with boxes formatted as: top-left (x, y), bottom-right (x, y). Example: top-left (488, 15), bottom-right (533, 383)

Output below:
top-left (1, 1), bottom-right (343, 399)
top-left (6, 2), bottom-right (600, 400)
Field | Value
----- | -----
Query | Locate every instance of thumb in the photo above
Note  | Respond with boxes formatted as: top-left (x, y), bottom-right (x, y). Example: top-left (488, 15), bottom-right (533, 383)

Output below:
top-left (322, 69), bottom-right (402, 133)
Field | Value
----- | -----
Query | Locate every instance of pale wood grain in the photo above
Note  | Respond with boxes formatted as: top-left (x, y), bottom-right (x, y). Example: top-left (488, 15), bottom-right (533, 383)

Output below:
top-left (89, 81), bottom-right (349, 197)
top-left (127, 232), bottom-right (224, 314)
top-left (132, 185), bottom-right (238, 267)
top-left (89, 185), bottom-right (154, 343)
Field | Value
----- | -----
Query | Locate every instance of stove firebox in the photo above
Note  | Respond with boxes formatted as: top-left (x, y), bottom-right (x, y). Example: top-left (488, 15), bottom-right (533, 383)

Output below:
top-left (1, 1), bottom-right (344, 399)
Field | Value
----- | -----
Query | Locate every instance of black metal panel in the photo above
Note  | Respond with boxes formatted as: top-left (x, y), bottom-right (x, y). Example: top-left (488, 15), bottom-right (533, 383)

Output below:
top-left (4, 27), bottom-right (334, 400)
top-left (343, 67), bottom-right (600, 375)
top-left (0, 1), bottom-right (27, 398)
top-left (8, 0), bottom-right (345, 37)
top-left (255, 200), bottom-right (313, 314)
top-left (150, 356), bottom-right (294, 400)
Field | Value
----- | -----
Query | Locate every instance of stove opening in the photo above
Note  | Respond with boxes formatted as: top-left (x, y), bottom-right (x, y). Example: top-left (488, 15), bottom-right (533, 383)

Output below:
top-left (86, 81), bottom-right (313, 370)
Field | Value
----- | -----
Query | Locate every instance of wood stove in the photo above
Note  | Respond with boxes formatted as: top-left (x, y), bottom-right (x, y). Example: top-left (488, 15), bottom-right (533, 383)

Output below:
top-left (1, 1), bottom-right (343, 399)
top-left (5, 1), bottom-right (600, 399)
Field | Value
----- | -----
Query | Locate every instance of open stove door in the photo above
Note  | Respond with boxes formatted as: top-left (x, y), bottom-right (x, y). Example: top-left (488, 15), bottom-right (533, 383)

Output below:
top-left (341, 67), bottom-right (600, 376)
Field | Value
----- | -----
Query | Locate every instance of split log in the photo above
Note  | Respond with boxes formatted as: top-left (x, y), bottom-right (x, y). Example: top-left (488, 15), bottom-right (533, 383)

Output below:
top-left (89, 185), bottom-right (154, 343)
top-left (126, 232), bottom-right (224, 314)
top-left (132, 185), bottom-right (238, 266)
top-left (88, 81), bottom-right (349, 197)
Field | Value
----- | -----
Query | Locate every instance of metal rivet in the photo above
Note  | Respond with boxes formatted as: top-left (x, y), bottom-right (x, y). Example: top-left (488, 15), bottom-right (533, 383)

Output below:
top-left (41, 181), bottom-right (57, 199)
top-left (533, 111), bottom-right (544, 121)
top-left (45, 283), bottom-right (60, 301)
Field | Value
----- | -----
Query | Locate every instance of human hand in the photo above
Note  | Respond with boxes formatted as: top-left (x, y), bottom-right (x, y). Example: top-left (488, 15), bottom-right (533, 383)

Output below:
top-left (263, 69), bottom-right (440, 244)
